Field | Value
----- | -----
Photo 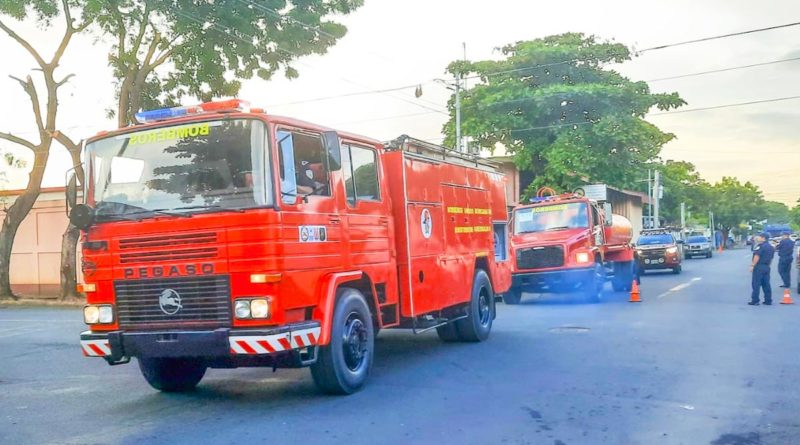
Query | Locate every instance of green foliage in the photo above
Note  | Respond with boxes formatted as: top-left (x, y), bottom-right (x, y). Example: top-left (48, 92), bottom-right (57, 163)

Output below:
top-left (708, 177), bottom-right (766, 231)
top-left (762, 200), bottom-right (790, 224)
top-left (443, 33), bottom-right (685, 197)
top-left (790, 204), bottom-right (800, 230)
top-left (656, 160), bottom-right (712, 224)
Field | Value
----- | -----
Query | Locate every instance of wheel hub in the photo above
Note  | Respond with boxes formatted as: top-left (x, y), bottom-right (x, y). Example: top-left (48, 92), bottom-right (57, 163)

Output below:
top-left (342, 313), bottom-right (368, 372)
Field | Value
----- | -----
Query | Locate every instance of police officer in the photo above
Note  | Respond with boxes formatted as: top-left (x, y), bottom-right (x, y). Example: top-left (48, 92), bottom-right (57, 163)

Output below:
top-left (749, 232), bottom-right (775, 305)
top-left (776, 231), bottom-right (794, 289)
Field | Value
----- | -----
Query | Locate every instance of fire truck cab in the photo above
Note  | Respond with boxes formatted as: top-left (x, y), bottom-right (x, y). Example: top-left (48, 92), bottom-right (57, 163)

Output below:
top-left (71, 100), bottom-right (510, 394)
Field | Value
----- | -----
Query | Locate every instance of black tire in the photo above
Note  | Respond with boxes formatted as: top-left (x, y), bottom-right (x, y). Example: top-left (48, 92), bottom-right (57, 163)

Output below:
top-left (454, 269), bottom-right (494, 342)
top-left (707, 252), bottom-right (712, 258)
top-left (436, 323), bottom-right (461, 342)
top-left (672, 266), bottom-right (682, 274)
top-left (611, 261), bottom-right (634, 292)
top-left (502, 288), bottom-right (522, 305)
top-left (583, 262), bottom-right (605, 303)
top-left (311, 287), bottom-right (374, 395)
top-left (138, 357), bottom-right (206, 392)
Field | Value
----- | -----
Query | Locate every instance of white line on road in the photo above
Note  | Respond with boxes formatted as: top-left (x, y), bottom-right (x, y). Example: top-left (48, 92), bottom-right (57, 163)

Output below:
top-left (657, 277), bottom-right (702, 299)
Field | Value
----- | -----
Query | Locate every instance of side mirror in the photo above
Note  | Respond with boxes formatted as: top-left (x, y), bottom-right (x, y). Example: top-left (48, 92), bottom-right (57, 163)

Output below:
top-left (322, 131), bottom-right (341, 171)
top-left (66, 172), bottom-right (78, 215)
top-left (69, 204), bottom-right (95, 230)
top-left (676, 239), bottom-right (685, 244)
top-left (603, 202), bottom-right (613, 226)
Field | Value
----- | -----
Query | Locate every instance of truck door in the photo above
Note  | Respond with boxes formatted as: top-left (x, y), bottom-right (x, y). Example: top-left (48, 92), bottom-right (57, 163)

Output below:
top-left (274, 127), bottom-right (343, 307)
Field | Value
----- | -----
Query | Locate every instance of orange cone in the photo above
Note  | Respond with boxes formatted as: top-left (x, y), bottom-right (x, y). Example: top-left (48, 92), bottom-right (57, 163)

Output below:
top-left (629, 280), bottom-right (642, 303)
top-left (780, 288), bottom-right (794, 305)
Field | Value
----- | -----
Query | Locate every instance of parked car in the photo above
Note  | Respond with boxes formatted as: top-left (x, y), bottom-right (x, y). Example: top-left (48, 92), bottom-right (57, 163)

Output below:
top-left (635, 229), bottom-right (683, 274)
top-left (685, 235), bottom-right (713, 259)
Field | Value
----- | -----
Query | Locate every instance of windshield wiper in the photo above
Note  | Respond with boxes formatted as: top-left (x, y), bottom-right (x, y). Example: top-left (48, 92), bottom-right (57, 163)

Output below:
top-left (545, 226), bottom-right (571, 232)
top-left (171, 204), bottom-right (246, 214)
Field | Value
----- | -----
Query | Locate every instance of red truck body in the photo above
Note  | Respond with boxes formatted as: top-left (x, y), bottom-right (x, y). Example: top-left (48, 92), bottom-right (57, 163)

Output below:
top-left (505, 193), bottom-right (635, 304)
top-left (74, 101), bottom-right (510, 394)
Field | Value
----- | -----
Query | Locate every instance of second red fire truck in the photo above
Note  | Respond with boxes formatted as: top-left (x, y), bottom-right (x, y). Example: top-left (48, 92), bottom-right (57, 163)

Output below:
top-left (70, 99), bottom-right (511, 394)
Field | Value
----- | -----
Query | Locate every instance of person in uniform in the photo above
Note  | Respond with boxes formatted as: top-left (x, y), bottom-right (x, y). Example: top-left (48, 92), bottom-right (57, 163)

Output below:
top-left (749, 232), bottom-right (775, 305)
top-left (776, 231), bottom-right (794, 289)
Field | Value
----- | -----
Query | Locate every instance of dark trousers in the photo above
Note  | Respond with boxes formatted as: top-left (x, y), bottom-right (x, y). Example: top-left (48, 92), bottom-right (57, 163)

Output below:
top-left (751, 265), bottom-right (772, 303)
top-left (778, 257), bottom-right (792, 288)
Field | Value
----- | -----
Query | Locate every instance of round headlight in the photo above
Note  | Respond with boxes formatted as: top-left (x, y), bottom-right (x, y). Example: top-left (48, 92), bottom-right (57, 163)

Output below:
top-left (250, 299), bottom-right (270, 319)
top-left (83, 306), bottom-right (100, 324)
top-left (98, 305), bottom-right (114, 324)
top-left (234, 300), bottom-right (251, 319)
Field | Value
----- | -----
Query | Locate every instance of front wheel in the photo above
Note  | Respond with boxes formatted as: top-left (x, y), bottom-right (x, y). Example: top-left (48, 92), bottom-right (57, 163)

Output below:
top-left (583, 262), bottom-right (605, 303)
top-left (138, 357), bottom-right (206, 392)
top-left (672, 266), bottom-right (682, 274)
top-left (611, 261), bottom-right (633, 292)
top-left (311, 287), bottom-right (374, 395)
top-left (454, 269), bottom-right (494, 342)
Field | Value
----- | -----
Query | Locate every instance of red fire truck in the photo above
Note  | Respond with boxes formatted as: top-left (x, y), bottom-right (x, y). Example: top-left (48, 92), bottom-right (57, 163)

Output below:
top-left (504, 188), bottom-right (635, 304)
top-left (69, 99), bottom-right (511, 394)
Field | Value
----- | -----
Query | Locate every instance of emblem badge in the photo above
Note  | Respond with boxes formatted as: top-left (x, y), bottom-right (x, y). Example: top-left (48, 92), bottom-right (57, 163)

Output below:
top-left (159, 289), bottom-right (183, 315)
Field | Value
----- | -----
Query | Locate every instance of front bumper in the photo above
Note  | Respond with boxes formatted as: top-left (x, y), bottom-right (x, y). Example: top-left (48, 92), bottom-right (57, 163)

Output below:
top-left (511, 266), bottom-right (595, 293)
top-left (638, 257), bottom-right (680, 269)
top-left (80, 321), bottom-right (321, 362)
top-left (686, 248), bottom-right (711, 256)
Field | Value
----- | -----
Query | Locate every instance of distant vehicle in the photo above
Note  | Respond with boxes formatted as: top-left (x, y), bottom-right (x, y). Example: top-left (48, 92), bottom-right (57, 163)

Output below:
top-left (764, 223), bottom-right (792, 239)
top-left (685, 235), bottom-right (713, 259)
top-left (636, 229), bottom-right (682, 274)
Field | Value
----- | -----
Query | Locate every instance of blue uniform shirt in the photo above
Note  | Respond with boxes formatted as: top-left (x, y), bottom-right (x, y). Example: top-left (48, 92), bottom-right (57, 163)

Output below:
top-left (753, 242), bottom-right (775, 265)
top-left (777, 238), bottom-right (794, 259)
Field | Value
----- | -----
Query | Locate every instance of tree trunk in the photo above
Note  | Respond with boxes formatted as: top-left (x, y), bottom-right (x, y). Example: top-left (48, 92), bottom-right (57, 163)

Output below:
top-left (59, 223), bottom-right (80, 300)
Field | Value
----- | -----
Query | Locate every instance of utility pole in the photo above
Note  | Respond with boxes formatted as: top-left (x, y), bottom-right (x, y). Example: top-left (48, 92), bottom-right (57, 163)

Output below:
top-left (709, 211), bottom-right (715, 248)
top-left (680, 202), bottom-right (686, 233)
top-left (653, 170), bottom-right (661, 228)
top-left (647, 169), bottom-right (652, 228)
top-left (455, 71), bottom-right (462, 153)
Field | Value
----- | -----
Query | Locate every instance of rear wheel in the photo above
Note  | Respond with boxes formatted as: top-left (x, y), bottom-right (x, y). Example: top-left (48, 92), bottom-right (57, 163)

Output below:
top-left (611, 261), bottom-right (634, 292)
top-left (436, 323), bottom-right (461, 342)
top-left (672, 266), bottom-right (682, 274)
top-left (502, 288), bottom-right (522, 305)
top-left (454, 269), bottom-right (494, 342)
top-left (311, 288), bottom-right (374, 395)
top-left (138, 357), bottom-right (206, 392)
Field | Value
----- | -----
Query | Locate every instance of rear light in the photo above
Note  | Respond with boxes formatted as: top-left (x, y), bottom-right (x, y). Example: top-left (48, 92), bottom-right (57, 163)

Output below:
top-left (84, 304), bottom-right (114, 324)
top-left (77, 283), bottom-right (96, 293)
top-left (135, 99), bottom-right (252, 123)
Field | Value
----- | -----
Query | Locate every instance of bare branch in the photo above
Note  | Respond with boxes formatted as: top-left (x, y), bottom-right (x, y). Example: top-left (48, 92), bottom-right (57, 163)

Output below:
top-left (9, 75), bottom-right (45, 136)
top-left (131, 3), bottom-right (152, 58)
top-left (49, 130), bottom-right (80, 152)
top-left (56, 73), bottom-right (76, 88)
top-left (0, 19), bottom-right (47, 68)
top-left (0, 132), bottom-right (36, 150)
top-left (61, 0), bottom-right (73, 30)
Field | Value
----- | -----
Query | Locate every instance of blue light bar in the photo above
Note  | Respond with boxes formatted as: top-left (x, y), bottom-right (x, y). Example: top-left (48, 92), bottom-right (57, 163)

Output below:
top-left (135, 106), bottom-right (190, 123)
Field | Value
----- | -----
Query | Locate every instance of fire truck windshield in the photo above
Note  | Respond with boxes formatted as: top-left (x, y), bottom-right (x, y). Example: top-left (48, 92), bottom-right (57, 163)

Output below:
top-left (514, 202), bottom-right (589, 234)
top-left (87, 119), bottom-right (269, 221)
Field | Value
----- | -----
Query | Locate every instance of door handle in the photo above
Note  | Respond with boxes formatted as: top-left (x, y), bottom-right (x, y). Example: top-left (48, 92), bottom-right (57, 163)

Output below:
top-left (329, 217), bottom-right (341, 224)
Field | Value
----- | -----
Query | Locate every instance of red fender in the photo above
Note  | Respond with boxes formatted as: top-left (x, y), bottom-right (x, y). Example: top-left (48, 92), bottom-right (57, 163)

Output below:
top-left (314, 271), bottom-right (363, 346)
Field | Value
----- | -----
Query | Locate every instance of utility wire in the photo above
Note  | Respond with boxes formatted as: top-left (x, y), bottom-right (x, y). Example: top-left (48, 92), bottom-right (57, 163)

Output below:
top-left (638, 21), bottom-right (800, 53)
top-left (649, 95), bottom-right (800, 115)
top-left (647, 56), bottom-right (800, 82)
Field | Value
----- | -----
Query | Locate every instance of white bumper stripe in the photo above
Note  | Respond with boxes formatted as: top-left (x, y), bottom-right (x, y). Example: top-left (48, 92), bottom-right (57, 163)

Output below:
top-left (230, 327), bottom-right (321, 355)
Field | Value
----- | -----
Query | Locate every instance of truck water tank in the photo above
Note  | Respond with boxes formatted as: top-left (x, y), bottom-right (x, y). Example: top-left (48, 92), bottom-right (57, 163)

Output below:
top-left (604, 214), bottom-right (633, 246)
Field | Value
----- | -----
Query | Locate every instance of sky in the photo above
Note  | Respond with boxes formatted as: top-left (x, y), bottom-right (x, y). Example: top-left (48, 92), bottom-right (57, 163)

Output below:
top-left (1, 0), bottom-right (799, 205)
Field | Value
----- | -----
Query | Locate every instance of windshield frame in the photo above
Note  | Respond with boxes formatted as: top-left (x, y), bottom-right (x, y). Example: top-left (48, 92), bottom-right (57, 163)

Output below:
top-left (687, 236), bottom-right (708, 243)
top-left (85, 117), bottom-right (272, 222)
top-left (513, 202), bottom-right (590, 235)
top-left (637, 234), bottom-right (675, 246)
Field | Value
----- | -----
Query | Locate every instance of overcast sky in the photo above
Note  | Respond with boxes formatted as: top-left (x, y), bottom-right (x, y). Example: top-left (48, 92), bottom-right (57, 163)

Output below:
top-left (1, 0), bottom-right (799, 205)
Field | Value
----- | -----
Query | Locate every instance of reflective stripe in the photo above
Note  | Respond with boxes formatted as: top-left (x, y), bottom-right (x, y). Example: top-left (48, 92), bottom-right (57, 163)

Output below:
top-left (229, 326), bottom-right (321, 355)
top-left (81, 339), bottom-right (111, 357)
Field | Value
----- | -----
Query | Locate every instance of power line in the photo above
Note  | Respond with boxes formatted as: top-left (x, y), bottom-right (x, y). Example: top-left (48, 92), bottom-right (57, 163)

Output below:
top-left (649, 95), bottom-right (800, 116)
top-left (638, 21), bottom-right (800, 53)
top-left (269, 83), bottom-right (430, 107)
top-left (646, 56), bottom-right (800, 82)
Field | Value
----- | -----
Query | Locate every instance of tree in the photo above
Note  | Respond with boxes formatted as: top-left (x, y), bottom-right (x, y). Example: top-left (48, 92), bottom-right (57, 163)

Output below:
top-left (657, 160), bottom-right (712, 225)
top-left (762, 201), bottom-right (790, 224)
top-left (93, 0), bottom-right (363, 127)
top-left (708, 177), bottom-right (766, 245)
top-left (443, 33), bottom-right (685, 198)
top-left (0, 0), bottom-right (89, 299)
top-left (791, 202), bottom-right (800, 230)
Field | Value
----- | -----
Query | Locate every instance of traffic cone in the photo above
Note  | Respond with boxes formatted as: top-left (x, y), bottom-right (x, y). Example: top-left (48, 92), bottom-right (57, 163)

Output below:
top-left (629, 280), bottom-right (642, 303)
top-left (780, 288), bottom-right (794, 305)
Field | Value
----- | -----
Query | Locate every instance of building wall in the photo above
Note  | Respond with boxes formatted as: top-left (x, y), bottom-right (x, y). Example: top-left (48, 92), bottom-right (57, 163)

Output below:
top-left (0, 189), bottom-right (81, 296)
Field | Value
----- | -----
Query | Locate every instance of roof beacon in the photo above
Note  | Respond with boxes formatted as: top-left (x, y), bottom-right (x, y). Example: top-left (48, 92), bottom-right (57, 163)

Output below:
top-left (134, 99), bottom-right (251, 124)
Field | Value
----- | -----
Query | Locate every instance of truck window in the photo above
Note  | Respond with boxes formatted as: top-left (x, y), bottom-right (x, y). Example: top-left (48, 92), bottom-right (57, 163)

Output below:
top-left (514, 202), bottom-right (588, 234)
top-left (341, 144), bottom-right (380, 205)
top-left (277, 130), bottom-right (330, 204)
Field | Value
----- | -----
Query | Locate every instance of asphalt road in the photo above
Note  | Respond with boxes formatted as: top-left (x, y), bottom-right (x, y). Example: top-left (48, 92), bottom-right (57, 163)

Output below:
top-left (2, 249), bottom-right (799, 445)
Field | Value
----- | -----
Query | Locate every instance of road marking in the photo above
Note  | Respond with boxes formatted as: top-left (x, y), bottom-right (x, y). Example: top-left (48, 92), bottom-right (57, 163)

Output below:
top-left (657, 277), bottom-right (702, 299)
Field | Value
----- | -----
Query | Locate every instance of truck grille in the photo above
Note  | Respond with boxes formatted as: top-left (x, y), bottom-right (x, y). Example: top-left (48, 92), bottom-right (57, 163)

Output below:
top-left (118, 232), bottom-right (218, 264)
top-left (516, 246), bottom-right (564, 269)
top-left (640, 248), bottom-right (666, 258)
top-left (115, 275), bottom-right (231, 329)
